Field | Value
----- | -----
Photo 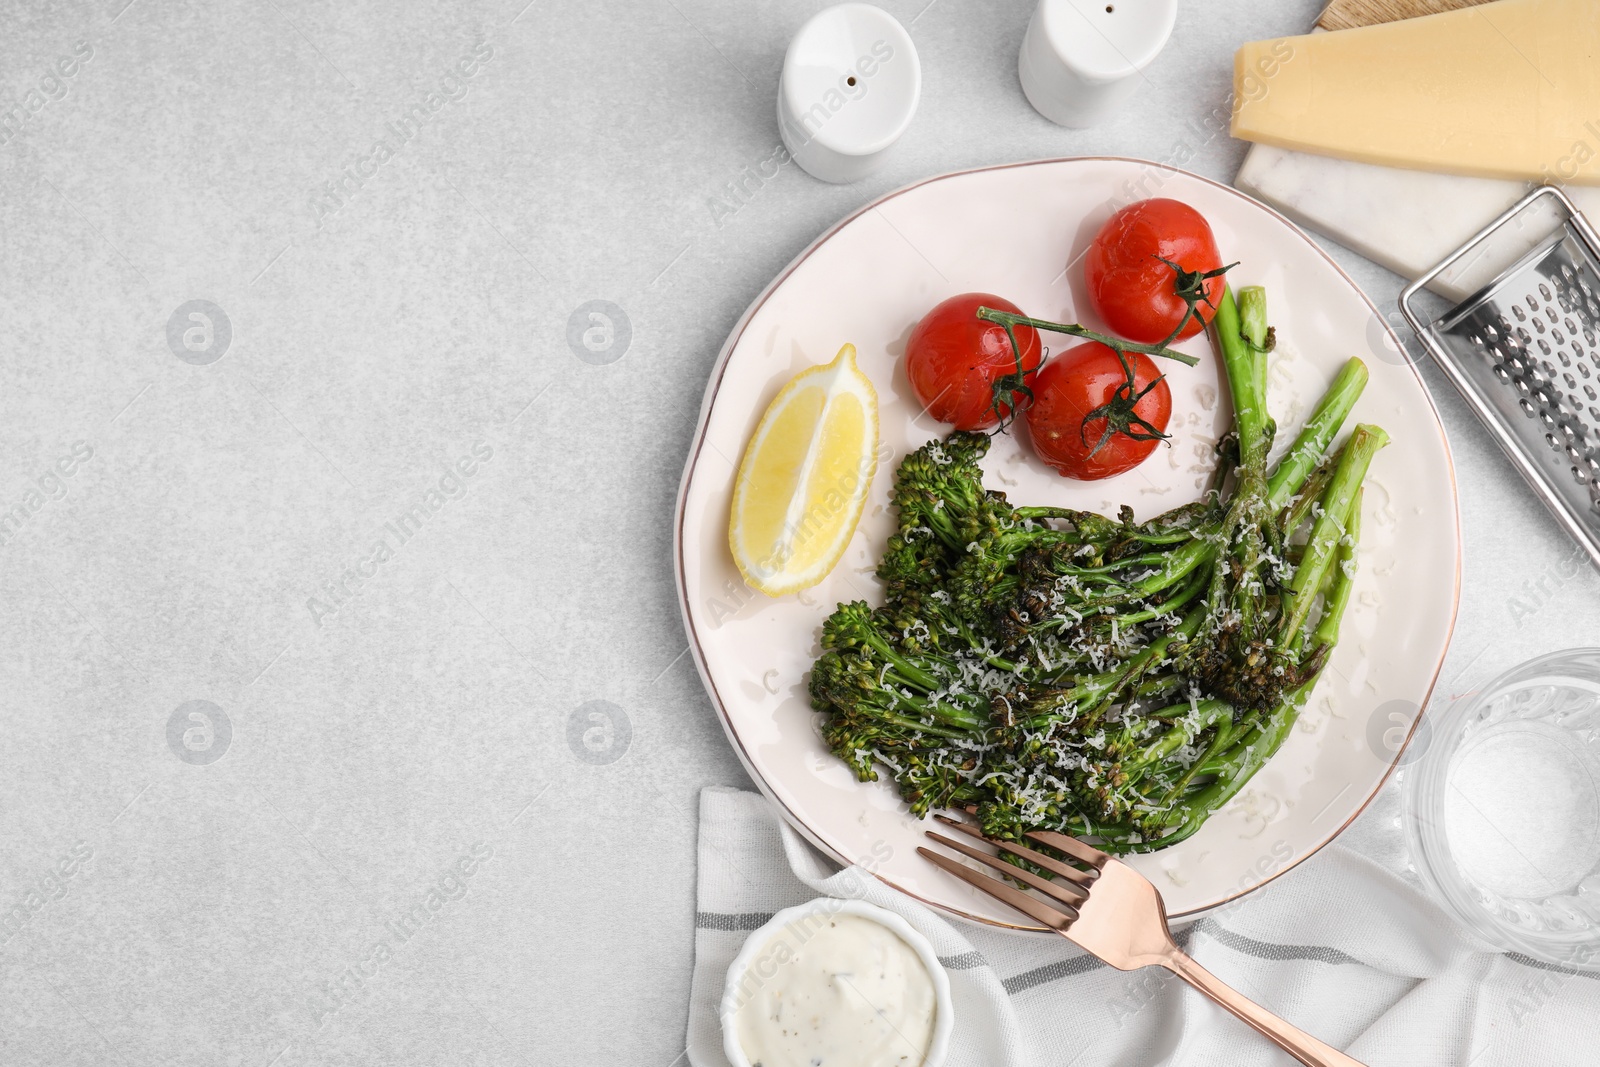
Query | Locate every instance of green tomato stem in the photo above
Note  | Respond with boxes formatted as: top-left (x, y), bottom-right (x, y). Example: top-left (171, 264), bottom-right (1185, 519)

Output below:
top-left (975, 308), bottom-right (1202, 368)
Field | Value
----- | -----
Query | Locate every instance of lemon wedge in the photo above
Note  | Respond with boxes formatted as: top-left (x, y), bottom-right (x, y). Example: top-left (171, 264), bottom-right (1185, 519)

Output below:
top-left (729, 344), bottom-right (879, 597)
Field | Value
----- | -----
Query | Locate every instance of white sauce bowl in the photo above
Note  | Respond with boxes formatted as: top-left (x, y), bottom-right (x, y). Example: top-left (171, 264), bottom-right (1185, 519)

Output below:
top-left (720, 897), bottom-right (954, 1067)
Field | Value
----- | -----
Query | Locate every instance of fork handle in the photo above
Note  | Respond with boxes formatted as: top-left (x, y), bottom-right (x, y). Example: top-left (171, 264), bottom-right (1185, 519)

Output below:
top-left (1162, 949), bottom-right (1368, 1067)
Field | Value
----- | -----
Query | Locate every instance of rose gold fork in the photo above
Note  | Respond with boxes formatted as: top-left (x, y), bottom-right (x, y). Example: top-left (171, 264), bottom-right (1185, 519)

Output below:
top-left (920, 815), bottom-right (1367, 1067)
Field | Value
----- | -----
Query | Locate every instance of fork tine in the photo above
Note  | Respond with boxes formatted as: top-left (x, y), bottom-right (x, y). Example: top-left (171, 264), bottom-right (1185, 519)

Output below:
top-left (934, 814), bottom-right (1098, 888)
top-left (1025, 829), bottom-right (1112, 869)
top-left (925, 830), bottom-right (1088, 908)
top-left (916, 847), bottom-right (1074, 932)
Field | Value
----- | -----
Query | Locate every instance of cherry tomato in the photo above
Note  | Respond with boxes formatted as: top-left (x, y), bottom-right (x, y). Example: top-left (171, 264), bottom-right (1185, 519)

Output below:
top-left (1085, 198), bottom-right (1226, 344)
top-left (1025, 341), bottom-right (1171, 481)
top-left (905, 293), bottom-right (1042, 431)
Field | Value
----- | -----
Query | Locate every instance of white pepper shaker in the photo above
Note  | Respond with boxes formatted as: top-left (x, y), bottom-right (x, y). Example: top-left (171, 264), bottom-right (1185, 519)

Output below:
top-left (778, 3), bottom-right (921, 184)
top-left (1018, 0), bottom-right (1177, 129)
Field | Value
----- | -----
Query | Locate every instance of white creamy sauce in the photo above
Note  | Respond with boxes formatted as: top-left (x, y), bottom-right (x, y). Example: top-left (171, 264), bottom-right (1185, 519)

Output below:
top-left (734, 913), bottom-right (937, 1067)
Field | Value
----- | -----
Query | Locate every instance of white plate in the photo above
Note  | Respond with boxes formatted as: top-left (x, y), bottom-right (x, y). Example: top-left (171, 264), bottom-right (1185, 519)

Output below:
top-left (674, 158), bottom-right (1461, 930)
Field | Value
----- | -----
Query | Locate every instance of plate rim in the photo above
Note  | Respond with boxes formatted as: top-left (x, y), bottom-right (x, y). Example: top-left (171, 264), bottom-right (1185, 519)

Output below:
top-left (672, 155), bottom-right (1463, 930)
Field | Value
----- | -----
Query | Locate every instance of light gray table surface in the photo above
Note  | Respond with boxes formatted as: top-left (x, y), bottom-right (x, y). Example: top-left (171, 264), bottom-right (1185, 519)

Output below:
top-left (3, 0), bottom-right (1598, 1063)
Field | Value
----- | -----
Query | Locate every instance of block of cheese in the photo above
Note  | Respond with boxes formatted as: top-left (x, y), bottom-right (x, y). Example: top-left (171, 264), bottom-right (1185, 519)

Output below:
top-left (1231, 0), bottom-right (1600, 184)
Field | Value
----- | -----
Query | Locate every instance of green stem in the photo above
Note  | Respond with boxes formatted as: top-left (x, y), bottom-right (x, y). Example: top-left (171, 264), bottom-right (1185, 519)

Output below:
top-left (1313, 491), bottom-right (1361, 650)
top-left (1180, 688), bottom-right (1307, 814)
top-left (1124, 697), bottom-right (1232, 775)
top-left (1281, 424), bottom-right (1387, 645)
top-left (976, 308), bottom-right (1202, 367)
top-left (1158, 486), bottom-right (1367, 831)
top-left (1211, 286), bottom-right (1270, 474)
top-left (1012, 506), bottom-right (1122, 541)
top-left (1266, 358), bottom-right (1369, 510)
top-left (1280, 451), bottom-right (1338, 533)
top-left (866, 703), bottom-right (978, 738)
top-left (858, 629), bottom-right (945, 692)
top-left (1080, 610), bottom-right (1204, 727)
top-left (1237, 285), bottom-right (1271, 403)
top-left (1115, 567), bottom-right (1209, 625)
top-left (1189, 492), bottom-right (1364, 786)
top-left (1158, 720), bottom-right (1235, 810)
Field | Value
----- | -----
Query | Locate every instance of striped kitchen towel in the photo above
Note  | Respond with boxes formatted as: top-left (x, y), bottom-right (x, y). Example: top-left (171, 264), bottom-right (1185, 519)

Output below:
top-left (686, 786), bottom-right (1600, 1066)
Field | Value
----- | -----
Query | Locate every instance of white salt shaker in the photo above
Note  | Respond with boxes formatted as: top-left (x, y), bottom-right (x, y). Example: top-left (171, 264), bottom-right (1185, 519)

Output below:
top-left (1018, 0), bottom-right (1176, 129)
top-left (778, 4), bottom-right (921, 184)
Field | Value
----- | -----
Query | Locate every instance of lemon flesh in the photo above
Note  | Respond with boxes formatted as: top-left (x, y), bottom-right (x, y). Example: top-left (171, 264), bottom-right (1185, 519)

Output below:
top-left (729, 344), bottom-right (879, 597)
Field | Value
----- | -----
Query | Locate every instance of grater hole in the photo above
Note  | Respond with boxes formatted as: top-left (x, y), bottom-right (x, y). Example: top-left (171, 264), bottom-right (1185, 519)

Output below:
top-left (1546, 305), bottom-right (1560, 323)
top-left (1567, 317), bottom-right (1579, 333)
top-left (1535, 318), bottom-right (1547, 335)
top-left (1540, 281), bottom-right (1553, 299)
top-left (1495, 364), bottom-right (1512, 382)
top-left (1486, 322), bottom-right (1501, 340)
top-left (1569, 373), bottom-right (1581, 389)
top-left (1514, 305), bottom-right (1528, 321)
top-left (1555, 328), bottom-right (1568, 346)
top-left (1522, 398), bottom-right (1538, 417)
top-left (1519, 327), bottom-right (1534, 345)
top-left (1587, 385), bottom-right (1599, 401)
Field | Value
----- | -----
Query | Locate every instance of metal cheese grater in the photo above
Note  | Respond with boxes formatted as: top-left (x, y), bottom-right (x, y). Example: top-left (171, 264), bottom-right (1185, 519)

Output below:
top-left (1401, 185), bottom-right (1600, 570)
